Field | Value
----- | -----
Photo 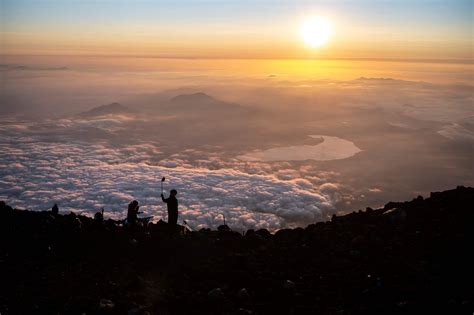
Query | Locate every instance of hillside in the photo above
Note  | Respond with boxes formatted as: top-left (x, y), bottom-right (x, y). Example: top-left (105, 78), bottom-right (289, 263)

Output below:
top-left (1, 186), bottom-right (473, 314)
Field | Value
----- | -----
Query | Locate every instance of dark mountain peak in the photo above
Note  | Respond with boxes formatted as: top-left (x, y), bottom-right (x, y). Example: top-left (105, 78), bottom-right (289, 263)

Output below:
top-left (97, 102), bottom-right (127, 110)
top-left (161, 92), bottom-right (244, 116)
top-left (169, 92), bottom-right (216, 103)
top-left (77, 102), bottom-right (133, 118)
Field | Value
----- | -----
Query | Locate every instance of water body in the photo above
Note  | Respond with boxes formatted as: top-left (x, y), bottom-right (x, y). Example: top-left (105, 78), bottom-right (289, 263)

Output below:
top-left (238, 135), bottom-right (362, 162)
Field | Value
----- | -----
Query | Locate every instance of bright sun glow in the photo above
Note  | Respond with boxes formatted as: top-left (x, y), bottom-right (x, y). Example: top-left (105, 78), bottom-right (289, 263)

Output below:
top-left (300, 16), bottom-right (332, 48)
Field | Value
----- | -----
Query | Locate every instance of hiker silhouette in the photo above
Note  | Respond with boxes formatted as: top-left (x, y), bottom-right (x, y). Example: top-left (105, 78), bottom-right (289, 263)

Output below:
top-left (127, 200), bottom-right (140, 225)
top-left (161, 189), bottom-right (178, 226)
top-left (51, 203), bottom-right (59, 216)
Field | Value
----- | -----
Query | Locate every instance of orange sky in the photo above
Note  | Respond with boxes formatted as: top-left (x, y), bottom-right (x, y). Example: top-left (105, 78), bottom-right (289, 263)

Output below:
top-left (1, 1), bottom-right (472, 61)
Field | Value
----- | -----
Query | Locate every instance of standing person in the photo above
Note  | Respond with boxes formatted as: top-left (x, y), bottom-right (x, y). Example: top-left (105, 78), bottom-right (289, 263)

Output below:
top-left (127, 200), bottom-right (140, 225)
top-left (51, 203), bottom-right (59, 216)
top-left (161, 189), bottom-right (178, 226)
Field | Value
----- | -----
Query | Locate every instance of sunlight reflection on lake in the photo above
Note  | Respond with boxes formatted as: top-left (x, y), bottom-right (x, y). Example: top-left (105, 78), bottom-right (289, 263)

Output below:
top-left (238, 135), bottom-right (362, 162)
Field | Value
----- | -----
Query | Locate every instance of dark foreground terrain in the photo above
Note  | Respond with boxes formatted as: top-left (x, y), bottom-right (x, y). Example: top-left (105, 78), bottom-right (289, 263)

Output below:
top-left (1, 187), bottom-right (473, 315)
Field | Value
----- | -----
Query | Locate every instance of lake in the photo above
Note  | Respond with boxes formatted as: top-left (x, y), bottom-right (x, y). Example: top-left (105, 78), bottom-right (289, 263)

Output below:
top-left (238, 135), bottom-right (362, 162)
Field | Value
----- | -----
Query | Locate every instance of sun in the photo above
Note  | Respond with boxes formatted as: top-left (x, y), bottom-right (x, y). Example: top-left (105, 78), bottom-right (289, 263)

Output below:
top-left (300, 16), bottom-right (332, 48)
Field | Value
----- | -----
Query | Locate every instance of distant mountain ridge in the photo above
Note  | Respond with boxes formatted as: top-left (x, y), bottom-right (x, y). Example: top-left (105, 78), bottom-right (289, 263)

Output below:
top-left (126, 91), bottom-right (248, 119)
top-left (168, 92), bottom-right (215, 104)
top-left (162, 92), bottom-right (243, 114)
top-left (77, 102), bottom-right (134, 118)
top-left (77, 92), bottom-right (249, 120)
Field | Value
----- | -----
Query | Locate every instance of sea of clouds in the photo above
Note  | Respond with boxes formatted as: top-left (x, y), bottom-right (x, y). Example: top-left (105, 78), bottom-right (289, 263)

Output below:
top-left (2, 73), bottom-right (473, 231)
top-left (0, 121), bottom-right (341, 231)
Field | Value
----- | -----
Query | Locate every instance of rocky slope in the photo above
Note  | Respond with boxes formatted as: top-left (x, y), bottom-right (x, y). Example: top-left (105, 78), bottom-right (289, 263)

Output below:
top-left (0, 186), bottom-right (473, 314)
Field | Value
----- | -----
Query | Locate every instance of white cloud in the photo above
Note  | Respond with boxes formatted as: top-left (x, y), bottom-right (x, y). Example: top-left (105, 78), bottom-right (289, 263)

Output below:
top-left (0, 124), bottom-right (338, 231)
top-left (438, 119), bottom-right (474, 142)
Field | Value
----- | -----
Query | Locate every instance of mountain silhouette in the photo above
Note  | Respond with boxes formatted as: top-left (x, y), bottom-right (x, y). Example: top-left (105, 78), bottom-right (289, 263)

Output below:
top-left (77, 102), bottom-right (134, 118)
top-left (1, 186), bottom-right (472, 314)
top-left (168, 92), bottom-right (216, 104)
top-left (135, 92), bottom-right (248, 118)
top-left (165, 92), bottom-right (247, 118)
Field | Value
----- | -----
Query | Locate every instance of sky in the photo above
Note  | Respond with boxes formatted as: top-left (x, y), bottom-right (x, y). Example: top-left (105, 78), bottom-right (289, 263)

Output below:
top-left (0, 1), bottom-right (473, 230)
top-left (1, 0), bottom-right (472, 60)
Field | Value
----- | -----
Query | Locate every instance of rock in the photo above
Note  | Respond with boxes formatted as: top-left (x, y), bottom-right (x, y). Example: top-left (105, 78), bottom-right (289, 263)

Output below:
top-left (99, 298), bottom-right (114, 310)
top-left (1, 186), bottom-right (473, 314)
top-left (218, 224), bottom-right (231, 232)
top-left (244, 229), bottom-right (255, 236)
top-left (208, 287), bottom-right (225, 299)
top-left (237, 288), bottom-right (250, 300)
top-left (232, 308), bottom-right (253, 315)
top-left (128, 308), bottom-right (141, 315)
top-left (283, 280), bottom-right (296, 291)
top-left (255, 229), bottom-right (271, 239)
top-left (351, 235), bottom-right (366, 246)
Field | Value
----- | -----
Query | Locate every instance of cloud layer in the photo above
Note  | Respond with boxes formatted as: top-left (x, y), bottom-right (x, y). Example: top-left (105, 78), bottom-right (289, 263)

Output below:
top-left (0, 123), bottom-right (338, 231)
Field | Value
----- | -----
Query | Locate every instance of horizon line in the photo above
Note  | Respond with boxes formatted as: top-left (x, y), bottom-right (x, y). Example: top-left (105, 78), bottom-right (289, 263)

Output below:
top-left (3, 54), bottom-right (473, 65)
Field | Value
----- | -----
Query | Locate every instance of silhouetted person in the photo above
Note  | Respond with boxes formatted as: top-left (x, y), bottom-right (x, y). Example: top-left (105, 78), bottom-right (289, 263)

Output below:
top-left (127, 200), bottom-right (140, 225)
top-left (52, 203), bottom-right (59, 216)
top-left (161, 189), bottom-right (178, 226)
top-left (94, 208), bottom-right (104, 224)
